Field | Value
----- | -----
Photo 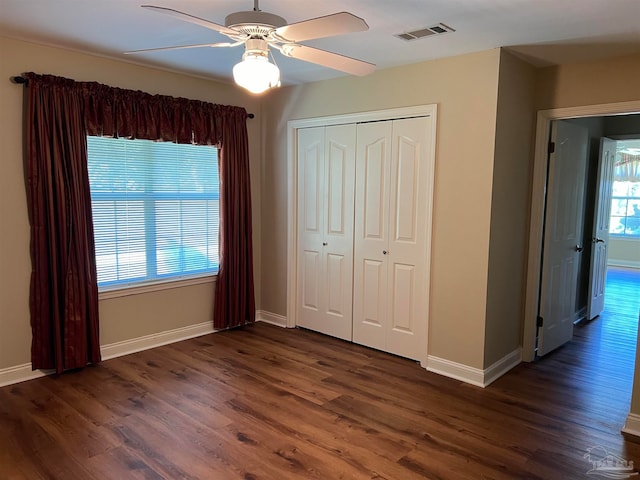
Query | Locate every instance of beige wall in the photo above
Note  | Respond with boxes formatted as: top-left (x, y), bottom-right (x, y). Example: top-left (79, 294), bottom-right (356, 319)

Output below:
top-left (262, 49), bottom-right (502, 368)
top-left (608, 238), bottom-right (640, 267)
top-left (483, 50), bottom-right (536, 367)
top-left (0, 36), bottom-right (262, 369)
top-left (535, 52), bottom-right (640, 111)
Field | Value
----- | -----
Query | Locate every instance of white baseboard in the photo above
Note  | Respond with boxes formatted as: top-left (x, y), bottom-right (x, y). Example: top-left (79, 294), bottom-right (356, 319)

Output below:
top-left (100, 321), bottom-right (215, 360)
top-left (256, 310), bottom-right (288, 327)
top-left (482, 348), bottom-right (522, 386)
top-left (0, 321), bottom-right (215, 387)
top-left (608, 259), bottom-right (640, 269)
top-left (0, 364), bottom-right (54, 388)
top-left (426, 348), bottom-right (521, 388)
top-left (426, 356), bottom-right (485, 387)
top-left (622, 413), bottom-right (640, 438)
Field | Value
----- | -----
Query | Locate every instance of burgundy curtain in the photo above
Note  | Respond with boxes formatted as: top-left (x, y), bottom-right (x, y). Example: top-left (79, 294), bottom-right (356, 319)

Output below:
top-left (24, 72), bottom-right (254, 365)
top-left (213, 106), bottom-right (256, 329)
top-left (25, 74), bottom-right (100, 373)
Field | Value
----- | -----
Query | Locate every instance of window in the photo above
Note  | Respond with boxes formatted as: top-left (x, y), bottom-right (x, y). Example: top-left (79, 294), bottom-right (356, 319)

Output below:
top-left (610, 148), bottom-right (640, 238)
top-left (87, 136), bottom-right (219, 289)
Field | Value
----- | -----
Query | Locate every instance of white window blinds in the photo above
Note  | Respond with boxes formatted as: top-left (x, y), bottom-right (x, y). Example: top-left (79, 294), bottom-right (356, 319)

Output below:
top-left (86, 136), bottom-right (219, 288)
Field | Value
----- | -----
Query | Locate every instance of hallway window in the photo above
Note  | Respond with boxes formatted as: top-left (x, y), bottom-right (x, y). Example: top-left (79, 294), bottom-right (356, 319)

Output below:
top-left (610, 146), bottom-right (640, 237)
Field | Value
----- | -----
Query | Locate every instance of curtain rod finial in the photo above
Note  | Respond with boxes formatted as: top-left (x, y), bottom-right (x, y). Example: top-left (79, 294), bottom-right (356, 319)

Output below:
top-left (10, 76), bottom-right (28, 85)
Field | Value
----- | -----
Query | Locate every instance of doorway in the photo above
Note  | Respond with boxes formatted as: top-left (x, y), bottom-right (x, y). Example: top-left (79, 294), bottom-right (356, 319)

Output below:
top-left (523, 101), bottom-right (640, 362)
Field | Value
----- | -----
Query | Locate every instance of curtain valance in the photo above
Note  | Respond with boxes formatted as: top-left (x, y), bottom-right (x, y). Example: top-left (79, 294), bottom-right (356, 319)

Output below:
top-left (25, 72), bottom-right (248, 145)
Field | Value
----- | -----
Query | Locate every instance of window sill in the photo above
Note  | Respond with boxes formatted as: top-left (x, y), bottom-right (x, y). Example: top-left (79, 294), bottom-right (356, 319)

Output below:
top-left (98, 274), bottom-right (217, 300)
top-left (609, 235), bottom-right (640, 241)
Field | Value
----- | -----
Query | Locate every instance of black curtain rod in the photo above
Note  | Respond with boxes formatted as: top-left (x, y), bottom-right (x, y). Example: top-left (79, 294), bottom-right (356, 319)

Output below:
top-left (9, 75), bottom-right (255, 119)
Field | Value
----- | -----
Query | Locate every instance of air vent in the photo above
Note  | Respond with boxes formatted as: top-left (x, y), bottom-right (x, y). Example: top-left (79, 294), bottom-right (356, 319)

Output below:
top-left (395, 23), bottom-right (455, 41)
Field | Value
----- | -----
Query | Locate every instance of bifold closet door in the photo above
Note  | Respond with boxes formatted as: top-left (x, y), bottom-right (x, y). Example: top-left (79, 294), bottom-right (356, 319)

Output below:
top-left (353, 117), bottom-right (431, 361)
top-left (296, 124), bottom-right (356, 340)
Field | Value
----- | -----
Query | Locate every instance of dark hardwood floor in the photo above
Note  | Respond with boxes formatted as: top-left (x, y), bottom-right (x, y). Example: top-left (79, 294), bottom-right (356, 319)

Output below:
top-left (1, 268), bottom-right (639, 479)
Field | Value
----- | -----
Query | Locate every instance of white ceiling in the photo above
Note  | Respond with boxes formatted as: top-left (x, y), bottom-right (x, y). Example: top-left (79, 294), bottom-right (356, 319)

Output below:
top-left (2, 0), bottom-right (640, 87)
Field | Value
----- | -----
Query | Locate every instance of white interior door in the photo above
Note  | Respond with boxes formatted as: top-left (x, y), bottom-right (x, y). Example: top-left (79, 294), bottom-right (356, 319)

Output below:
top-left (587, 138), bottom-right (616, 320)
top-left (537, 120), bottom-right (588, 357)
top-left (353, 121), bottom-right (392, 351)
top-left (297, 125), bottom-right (356, 341)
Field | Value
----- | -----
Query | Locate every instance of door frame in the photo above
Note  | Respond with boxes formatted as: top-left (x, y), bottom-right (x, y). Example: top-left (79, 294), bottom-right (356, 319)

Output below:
top-left (286, 104), bottom-right (437, 360)
top-left (522, 100), bottom-right (640, 362)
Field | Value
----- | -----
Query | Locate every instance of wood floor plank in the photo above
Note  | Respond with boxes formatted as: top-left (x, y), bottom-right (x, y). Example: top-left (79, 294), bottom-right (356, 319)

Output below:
top-left (223, 383), bottom-right (420, 480)
top-left (1, 267), bottom-right (639, 479)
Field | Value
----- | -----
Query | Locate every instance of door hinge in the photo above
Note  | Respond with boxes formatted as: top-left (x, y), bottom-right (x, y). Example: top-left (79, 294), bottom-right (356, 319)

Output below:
top-left (548, 142), bottom-right (555, 154)
top-left (537, 315), bottom-right (544, 327)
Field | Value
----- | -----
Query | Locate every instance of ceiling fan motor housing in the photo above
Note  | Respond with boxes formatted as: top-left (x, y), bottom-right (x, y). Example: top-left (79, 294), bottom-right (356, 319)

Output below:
top-left (243, 38), bottom-right (270, 58)
top-left (225, 10), bottom-right (287, 37)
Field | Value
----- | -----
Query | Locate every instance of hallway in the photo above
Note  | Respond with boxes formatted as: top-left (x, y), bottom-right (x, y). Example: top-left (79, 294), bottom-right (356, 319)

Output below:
top-left (495, 266), bottom-right (640, 474)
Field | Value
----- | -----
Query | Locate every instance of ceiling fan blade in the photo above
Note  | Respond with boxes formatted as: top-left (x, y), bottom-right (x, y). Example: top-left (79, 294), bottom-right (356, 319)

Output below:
top-left (141, 5), bottom-right (240, 38)
top-left (280, 44), bottom-right (375, 76)
top-left (274, 12), bottom-right (369, 42)
top-left (124, 42), bottom-right (240, 55)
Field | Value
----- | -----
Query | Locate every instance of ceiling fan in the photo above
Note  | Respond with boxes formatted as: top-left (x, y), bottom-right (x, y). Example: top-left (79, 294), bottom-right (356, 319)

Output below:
top-left (125, 0), bottom-right (376, 94)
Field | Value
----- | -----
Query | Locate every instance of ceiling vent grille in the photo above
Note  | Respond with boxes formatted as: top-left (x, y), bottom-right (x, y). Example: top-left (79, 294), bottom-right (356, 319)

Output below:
top-left (395, 23), bottom-right (455, 41)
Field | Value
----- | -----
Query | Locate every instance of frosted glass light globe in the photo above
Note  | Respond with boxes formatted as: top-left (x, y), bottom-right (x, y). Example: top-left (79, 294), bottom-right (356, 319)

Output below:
top-left (233, 54), bottom-right (280, 94)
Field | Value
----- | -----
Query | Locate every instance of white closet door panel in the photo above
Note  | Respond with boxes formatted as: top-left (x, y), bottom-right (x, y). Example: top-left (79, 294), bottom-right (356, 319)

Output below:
top-left (299, 253), bottom-right (326, 331)
top-left (362, 138), bottom-right (387, 239)
top-left (301, 249), bottom-right (321, 311)
top-left (353, 121), bottom-right (392, 349)
top-left (390, 262), bottom-right (415, 333)
top-left (393, 137), bottom-right (419, 243)
top-left (298, 128), bottom-right (325, 239)
top-left (353, 258), bottom-right (386, 349)
top-left (297, 127), bottom-right (326, 332)
top-left (386, 117), bottom-right (431, 361)
top-left (362, 260), bottom-right (385, 327)
top-left (326, 252), bottom-right (349, 317)
top-left (325, 124), bottom-right (357, 246)
top-left (326, 134), bottom-right (350, 236)
top-left (320, 124), bottom-right (356, 340)
top-left (354, 121), bottom-right (392, 251)
top-left (297, 125), bottom-right (355, 341)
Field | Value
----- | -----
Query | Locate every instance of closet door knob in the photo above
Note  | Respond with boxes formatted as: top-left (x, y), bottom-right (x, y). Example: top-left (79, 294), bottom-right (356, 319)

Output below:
top-left (322, 242), bottom-right (328, 246)
top-left (382, 250), bottom-right (388, 255)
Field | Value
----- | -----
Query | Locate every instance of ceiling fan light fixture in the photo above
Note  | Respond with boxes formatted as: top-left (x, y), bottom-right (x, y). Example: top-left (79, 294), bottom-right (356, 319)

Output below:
top-left (233, 42), bottom-right (280, 94)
